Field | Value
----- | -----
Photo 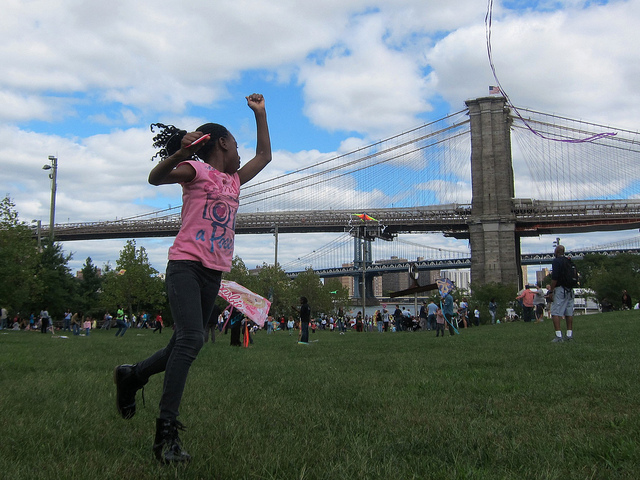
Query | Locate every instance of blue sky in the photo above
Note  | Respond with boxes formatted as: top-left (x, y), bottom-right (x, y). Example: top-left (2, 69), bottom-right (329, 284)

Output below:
top-left (1, 0), bottom-right (638, 278)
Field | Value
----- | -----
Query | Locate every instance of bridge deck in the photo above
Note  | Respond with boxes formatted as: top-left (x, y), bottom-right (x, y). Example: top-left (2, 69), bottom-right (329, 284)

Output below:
top-left (39, 199), bottom-right (640, 241)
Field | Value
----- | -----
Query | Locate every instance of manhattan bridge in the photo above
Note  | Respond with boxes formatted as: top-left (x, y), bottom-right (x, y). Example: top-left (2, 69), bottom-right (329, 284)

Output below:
top-left (42, 97), bottom-right (640, 288)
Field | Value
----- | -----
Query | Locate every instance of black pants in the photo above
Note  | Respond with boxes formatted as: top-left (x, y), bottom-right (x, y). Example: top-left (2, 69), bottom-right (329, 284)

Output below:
top-left (135, 260), bottom-right (221, 421)
top-left (300, 322), bottom-right (309, 342)
top-left (445, 314), bottom-right (455, 335)
top-left (230, 322), bottom-right (242, 346)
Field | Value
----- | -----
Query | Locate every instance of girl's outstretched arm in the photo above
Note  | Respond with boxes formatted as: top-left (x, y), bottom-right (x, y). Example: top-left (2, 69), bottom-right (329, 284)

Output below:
top-left (238, 93), bottom-right (272, 185)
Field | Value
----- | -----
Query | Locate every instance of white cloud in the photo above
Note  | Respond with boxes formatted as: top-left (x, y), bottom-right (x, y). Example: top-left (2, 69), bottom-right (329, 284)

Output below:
top-left (0, 125), bottom-right (160, 225)
top-left (299, 12), bottom-right (435, 137)
top-left (0, 92), bottom-right (66, 122)
top-left (429, 1), bottom-right (640, 128)
top-left (0, 0), bottom-right (367, 115)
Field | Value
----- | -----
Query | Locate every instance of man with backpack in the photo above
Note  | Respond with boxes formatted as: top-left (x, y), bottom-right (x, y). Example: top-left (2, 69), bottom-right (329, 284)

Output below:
top-left (548, 245), bottom-right (576, 342)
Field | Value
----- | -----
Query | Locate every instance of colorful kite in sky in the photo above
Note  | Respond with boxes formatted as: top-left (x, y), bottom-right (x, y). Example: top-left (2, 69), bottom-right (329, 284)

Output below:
top-left (351, 213), bottom-right (378, 222)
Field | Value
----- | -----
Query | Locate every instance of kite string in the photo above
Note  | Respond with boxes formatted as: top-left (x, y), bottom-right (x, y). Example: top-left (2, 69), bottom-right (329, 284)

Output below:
top-left (484, 0), bottom-right (616, 144)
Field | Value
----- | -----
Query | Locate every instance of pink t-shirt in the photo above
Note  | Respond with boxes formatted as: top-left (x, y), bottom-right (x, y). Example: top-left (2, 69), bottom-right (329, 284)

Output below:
top-left (517, 288), bottom-right (536, 308)
top-left (168, 161), bottom-right (240, 272)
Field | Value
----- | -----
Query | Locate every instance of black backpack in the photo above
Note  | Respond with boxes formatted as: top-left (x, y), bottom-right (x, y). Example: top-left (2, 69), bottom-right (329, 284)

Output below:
top-left (560, 257), bottom-right (579, 288)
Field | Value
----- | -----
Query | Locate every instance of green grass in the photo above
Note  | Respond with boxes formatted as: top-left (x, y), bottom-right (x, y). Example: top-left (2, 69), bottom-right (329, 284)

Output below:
top-left (1, 312), bottom-right (639, 479)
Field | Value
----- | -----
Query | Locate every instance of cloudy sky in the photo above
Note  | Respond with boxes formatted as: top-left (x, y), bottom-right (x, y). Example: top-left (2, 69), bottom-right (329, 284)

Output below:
top-left (1, 0), bottom-right (639, 277)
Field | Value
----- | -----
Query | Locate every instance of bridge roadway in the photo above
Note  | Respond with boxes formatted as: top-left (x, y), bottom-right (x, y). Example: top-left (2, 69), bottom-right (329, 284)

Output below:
top-left (286, 247), bottom-right (640, 278)
top-left (39, 199), bottom-right (640, 241)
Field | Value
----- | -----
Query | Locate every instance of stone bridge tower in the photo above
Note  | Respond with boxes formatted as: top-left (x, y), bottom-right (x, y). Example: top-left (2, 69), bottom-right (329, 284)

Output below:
top-left (465, 96), bottom-right (521, 288)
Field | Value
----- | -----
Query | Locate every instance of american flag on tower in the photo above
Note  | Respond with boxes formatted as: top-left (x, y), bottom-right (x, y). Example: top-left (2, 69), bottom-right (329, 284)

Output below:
top-left (489, 85), bottom-right (501, 95)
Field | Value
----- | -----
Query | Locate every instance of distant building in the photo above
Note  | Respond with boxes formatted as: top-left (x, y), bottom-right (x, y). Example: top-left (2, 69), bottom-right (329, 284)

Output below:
top-left (340, 263), bottom-right (354, 296)
top-left (376, 256), bottom-right (410, 295)
top-left (440, 269), bottom-right (471, 291)
top-left (76, 268), bottom-right (102, 279)
top-left (331, 257), bottom-right (471, 299)
top-left (423, 270), bottom-right (442, 284)
top-left (536, 268), bottom-right (550, 286)
top-left (248, 265), bottom-right (263, 276)
top-left (372, 275), bottom-right (383, 297)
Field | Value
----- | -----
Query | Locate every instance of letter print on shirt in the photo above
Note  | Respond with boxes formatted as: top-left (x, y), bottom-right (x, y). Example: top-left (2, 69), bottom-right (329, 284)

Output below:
top-left (202, 197), bottom-right (236, 253)
top-left (198, 169), bottom-right (238, 255)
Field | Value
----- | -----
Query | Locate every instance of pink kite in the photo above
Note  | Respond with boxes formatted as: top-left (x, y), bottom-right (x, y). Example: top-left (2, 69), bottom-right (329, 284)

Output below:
top-left (218, 280), bottom-right (271, 327)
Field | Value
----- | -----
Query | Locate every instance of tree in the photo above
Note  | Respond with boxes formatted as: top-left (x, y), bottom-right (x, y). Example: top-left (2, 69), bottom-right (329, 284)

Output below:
top-left (0, 196), bottom-right (40, 316)
top-left (100, 240), bottom-right (166, 319)
top-left (76, 257), bottom-right (103, 317)
top-left (323, 278), bottom-right (350, 315)
top-left (578, 253), bottom-right (640, 309)
top-left (226, 256), bottom-right (257, 292)
top-left (292, 267), bottom-right (342, 316)
top-left (33, 240), bottom-right (77, 320)
top-left (255, 263), bottom-right (294, 319)
top-left (468, 282), bottom-right (519, 324)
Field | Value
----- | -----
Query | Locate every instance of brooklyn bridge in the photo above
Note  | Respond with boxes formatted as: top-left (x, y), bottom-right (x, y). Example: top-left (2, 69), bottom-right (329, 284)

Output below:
top-left (38, 96), bottom-right (640, 287)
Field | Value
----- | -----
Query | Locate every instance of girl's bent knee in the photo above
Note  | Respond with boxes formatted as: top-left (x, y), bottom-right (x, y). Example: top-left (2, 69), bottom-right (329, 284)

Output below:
top-left (179, 330), bottom-right (205, 354)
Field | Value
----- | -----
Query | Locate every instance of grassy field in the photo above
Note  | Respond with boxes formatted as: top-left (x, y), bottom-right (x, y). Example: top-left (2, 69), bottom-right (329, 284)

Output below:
top-left (1, 311), bottom-right (639, 480)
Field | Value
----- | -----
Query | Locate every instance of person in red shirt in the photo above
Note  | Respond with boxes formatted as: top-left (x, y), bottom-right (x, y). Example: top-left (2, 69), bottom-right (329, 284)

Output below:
top-left (516, 285), bottom-right (536, 322)
top-left (153, 312), bottom-right (163, 334)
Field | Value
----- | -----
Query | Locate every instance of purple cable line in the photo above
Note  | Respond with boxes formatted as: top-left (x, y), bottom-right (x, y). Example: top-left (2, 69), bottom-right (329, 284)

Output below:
top-left (484, 0), bottom-right (616, 144)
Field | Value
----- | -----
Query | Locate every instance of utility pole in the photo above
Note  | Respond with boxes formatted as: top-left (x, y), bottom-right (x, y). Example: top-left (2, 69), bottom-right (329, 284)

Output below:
top-left (273, 224), bottom-right (279, 266)
top-left (42, 155), bottom-right (58, 241)
top-left (362, 230), bottom-right (366, 318)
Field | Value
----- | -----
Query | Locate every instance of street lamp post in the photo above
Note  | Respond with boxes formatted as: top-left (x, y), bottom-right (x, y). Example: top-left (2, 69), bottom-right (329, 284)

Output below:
top-left (273, 224), bottom-right (279, 266)
top-left (42, 156), bottom-right (58, 242)
top-left (361, 232), bottom-right (366, 318)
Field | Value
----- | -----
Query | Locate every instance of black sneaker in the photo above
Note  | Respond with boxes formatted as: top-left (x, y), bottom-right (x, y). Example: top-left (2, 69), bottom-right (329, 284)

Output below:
top-left (113, 364), bottom-right (146, 419)
top-left (153, 418), bottom-right (191, 464)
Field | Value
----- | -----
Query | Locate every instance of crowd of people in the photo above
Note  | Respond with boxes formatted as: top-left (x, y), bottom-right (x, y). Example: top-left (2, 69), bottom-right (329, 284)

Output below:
top-left (0, 289), bottom-right (550, 337)
top-left (261, 299), bottom-right (483, 337)
top-left (0, 306), bottom-right (166, 336)
top-left (2, 277), bottom-right (631, 342)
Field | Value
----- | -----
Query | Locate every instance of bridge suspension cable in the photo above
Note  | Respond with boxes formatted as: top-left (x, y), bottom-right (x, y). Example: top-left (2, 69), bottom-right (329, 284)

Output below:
top-left (280, 231), bottom-right (640, 275)
top-left (580, 234), bottom-right (640, 252)
top-left (511, 108), bottom-right (640, 201)
top-left (279, 233), bottom-right (471, 273)
top-left (239, 110), bottom-right (472, 213)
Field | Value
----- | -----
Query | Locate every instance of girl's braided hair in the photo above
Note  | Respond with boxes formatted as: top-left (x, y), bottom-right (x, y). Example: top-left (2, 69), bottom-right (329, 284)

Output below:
top-left (150, 123), bottom-right (186, 161)
top-left (150, 123), bottom-right (230, 162)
